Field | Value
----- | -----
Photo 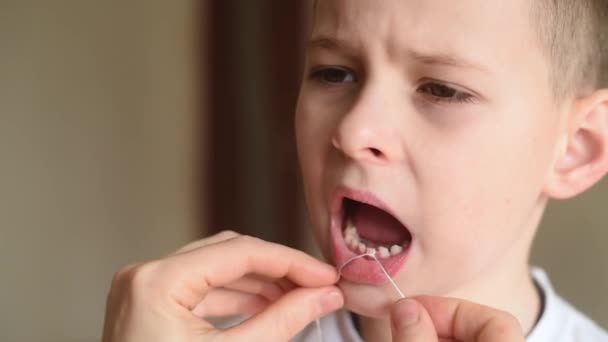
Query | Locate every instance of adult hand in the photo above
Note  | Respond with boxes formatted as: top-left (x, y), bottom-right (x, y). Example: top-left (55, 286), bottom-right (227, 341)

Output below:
top-left (391, 296), bottom-right (525, 342)
top-left (102, 231), bottom-right (344, 342)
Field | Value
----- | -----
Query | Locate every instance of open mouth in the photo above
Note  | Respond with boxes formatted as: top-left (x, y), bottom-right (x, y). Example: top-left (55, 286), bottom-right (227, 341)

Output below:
top-left (330, 187), bottom-right (413, 284)
top-left (342, 198), bottom-right (412, 258)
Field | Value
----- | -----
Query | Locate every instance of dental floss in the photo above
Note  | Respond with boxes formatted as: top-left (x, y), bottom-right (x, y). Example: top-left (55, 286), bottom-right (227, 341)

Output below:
top-left (315, 317), bottom-right (325, 342)
top-left (366, 252), bottom-right (406, 299)
top-left (314, 250), bottom-right (406, 340)
top-left (338, 250), bottom-right (406, 299)
top-left (337, 250), bottom-right (376, 275)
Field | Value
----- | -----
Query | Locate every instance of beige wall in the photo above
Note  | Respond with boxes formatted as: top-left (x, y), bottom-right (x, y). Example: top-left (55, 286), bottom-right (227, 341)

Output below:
top-left (0, 2), bottom-right (201, 341)
top-left (532, 179), bottom-right (608, 328)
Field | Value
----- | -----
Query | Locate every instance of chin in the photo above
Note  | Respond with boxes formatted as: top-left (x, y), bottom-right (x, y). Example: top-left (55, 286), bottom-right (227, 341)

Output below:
top-left (338, 279), bottom-right (399, 318)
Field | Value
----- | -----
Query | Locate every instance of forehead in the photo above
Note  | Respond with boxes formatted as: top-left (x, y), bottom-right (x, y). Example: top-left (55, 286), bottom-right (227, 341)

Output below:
top-left (312, 0), bottom-right (543, 74)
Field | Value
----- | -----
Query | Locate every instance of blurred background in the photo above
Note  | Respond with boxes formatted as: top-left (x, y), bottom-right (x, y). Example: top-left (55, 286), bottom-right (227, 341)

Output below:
top-left (0, 1), bottom-right (606, 341)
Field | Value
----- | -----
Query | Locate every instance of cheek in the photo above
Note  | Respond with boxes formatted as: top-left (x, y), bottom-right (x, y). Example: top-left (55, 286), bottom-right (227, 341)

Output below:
top-left (296, 95), bottom-right (326, 185)
top-left (412, 110), bottom-right (557, 279)
top-left (425, 106), bottom-right (554, 218)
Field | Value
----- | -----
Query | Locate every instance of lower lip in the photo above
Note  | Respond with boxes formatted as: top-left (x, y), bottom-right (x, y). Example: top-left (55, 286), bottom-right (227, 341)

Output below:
top-left (330, 217), bottom-right (411, 284)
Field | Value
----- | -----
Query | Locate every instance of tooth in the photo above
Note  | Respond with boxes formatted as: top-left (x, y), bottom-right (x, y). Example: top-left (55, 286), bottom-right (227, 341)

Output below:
top-left (390, 245), bottom-right (403, 255)
top-left (378, 246), bottom-right (390, 259)
top-left (351, 237), bottom-right (360, 246)
top-left (344, 232), bottom-right (352, 242)
top-left (343, 228), bottom-right (350, 237)
top-left (345, 235), bottom-right (354, 247)
top-left (345, 228), bottom-right (356, 239)
top-left (347, 224), bottom-right (357, 237)
top-left (358, 243), bottom-right (366, 254)
top-left (366, 247), bottom-right (376, 255)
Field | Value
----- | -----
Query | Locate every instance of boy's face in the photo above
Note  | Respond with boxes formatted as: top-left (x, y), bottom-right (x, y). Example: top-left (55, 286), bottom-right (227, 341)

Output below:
top-left (296, 0), bottom-right (565, 317)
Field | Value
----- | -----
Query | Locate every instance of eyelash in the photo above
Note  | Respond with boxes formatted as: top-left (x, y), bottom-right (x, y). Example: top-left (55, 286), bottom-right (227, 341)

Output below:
top-left (416, 81), bottom-right (475, 104)
top-left (309, 66), bottom-right (475, 104)
top-left (310, 66), bottom-right (357, 84)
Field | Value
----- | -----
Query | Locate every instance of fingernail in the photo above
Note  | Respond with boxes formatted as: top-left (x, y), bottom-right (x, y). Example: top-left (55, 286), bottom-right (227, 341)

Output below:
top-left (320, 290), bottom-right (343, 313)
top-left (392, 298), bottom-right (420, 328)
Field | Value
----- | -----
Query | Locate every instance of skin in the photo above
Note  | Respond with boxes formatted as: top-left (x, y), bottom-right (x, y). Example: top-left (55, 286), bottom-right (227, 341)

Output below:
top-left (102, 232), bottom-right (345, 342)
top-left (102, 0), bottom-right (608, 340)
top-left (296, 0), bottom-right (608, 340)
top-left (391, 297), bottom-right (525, 342)
top-left (101, 231), bottom-right (526, 341)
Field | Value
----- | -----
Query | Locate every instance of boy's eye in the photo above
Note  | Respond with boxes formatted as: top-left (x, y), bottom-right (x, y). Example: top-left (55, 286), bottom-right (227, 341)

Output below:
top-left (310, 66), bottom-right (357, 84)
top-left (417, 81), bottom-right (474, 103)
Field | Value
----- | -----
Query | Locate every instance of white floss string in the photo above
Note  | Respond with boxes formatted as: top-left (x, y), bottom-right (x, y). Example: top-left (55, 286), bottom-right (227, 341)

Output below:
top-left (315, 317), bottom-right (325, 342)
top-left (366, 251), bottom-right (406, 299)
top-left (337, 250), bottom-right (406, 299)
top-left (315, 250), bottom-right (406, 340)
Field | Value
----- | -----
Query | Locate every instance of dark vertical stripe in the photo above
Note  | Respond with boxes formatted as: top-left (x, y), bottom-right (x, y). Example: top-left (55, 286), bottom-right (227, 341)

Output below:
top-left (206, 1), bottom-right (306, 247)
top-left (265, 0), bottom-right (306, 247)
top-left (208, 1), bottom-right (247, 233)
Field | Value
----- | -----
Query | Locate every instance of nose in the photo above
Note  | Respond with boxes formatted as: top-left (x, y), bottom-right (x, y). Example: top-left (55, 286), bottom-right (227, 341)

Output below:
top-left (331, 87), bottom-right (405, 164)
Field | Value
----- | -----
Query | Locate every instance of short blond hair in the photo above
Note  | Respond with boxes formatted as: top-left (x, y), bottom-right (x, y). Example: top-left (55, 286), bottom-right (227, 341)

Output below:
top-left (533, 0), bottom-right (608, 98)
top-left (310, 0), bottom-right (608, 97)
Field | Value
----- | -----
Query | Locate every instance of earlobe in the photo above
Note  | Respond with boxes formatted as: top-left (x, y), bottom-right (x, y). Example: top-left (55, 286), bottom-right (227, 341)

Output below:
top-left (544, 89), bottom-right (608, 199)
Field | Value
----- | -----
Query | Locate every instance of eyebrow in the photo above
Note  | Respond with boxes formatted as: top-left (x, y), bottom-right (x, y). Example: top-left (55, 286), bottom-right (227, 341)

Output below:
top-left (408, 50), bottom-right (489, 72)
top-left (308, 37), bottom-right (345, 50)
top-left (308, 36), bottom-right (489, 73)
top-left (307, 37), bottom-right (359, 58)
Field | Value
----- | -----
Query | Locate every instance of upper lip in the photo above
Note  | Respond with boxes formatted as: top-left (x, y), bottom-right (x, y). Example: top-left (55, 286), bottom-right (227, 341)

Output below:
top-left (330, 185), bottom-right (404, 230)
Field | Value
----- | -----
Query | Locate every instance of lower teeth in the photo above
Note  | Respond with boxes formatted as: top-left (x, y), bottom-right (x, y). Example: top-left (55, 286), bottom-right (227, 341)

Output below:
top-left (343, 222), bottom-right (407, 259)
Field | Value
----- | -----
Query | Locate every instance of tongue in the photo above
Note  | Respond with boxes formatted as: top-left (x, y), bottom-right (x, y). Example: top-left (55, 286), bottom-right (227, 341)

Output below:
top-left (351, 203), bottom-right (409, 245)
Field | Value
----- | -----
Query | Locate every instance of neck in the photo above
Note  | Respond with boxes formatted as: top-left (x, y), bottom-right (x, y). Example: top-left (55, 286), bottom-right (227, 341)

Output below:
top-left (359, 201), bottom-right (546, 341)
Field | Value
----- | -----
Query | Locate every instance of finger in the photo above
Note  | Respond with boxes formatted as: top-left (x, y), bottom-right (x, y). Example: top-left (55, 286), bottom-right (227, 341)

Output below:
top-left (161, 235), bottom-right (338, 309)
top-left (391, 298), bottom-right (439, 342)
top-left (236, 274), bottom-right (297, 297)
top-left (171, 230), bottom-right (240, 255)
top-left (192, 288), bottom-right (269, 317)
top-left (224, 276), bottom-right (286, 302)
top-left (244, 274), bottom-right (298, 294)
top-left (223, 286), bottom-right (344, 341)
top-left (275, 277), bottom-right (297, 293)
top-left (414, 296), bottom-right (525, 342)
top-left (195, 276), bottom-right (293, 317)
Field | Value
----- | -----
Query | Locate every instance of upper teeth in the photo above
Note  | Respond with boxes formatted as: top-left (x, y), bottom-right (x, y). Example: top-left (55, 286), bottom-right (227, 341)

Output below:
top-left (343, 220), bottom-right (407, 259)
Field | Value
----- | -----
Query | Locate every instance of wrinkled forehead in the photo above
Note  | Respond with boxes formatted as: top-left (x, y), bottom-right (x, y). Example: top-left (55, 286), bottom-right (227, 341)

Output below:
top-left (311, 0), bottom-right (539, 67)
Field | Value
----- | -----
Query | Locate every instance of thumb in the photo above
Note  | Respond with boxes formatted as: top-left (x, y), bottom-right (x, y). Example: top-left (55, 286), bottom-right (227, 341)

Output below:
top-left (391, 298), bottom-right (439, 342)
top-left (224, 286), bottom-right (344, 342)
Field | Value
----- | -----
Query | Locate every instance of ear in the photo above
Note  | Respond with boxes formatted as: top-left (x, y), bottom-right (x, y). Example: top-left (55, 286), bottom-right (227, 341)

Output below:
top-left (544, 89), bottom-right (608, 199)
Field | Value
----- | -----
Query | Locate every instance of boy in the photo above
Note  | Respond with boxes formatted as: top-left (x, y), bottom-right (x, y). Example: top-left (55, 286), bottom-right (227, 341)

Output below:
top-left (295, 0), bottom-right (608, 340)
top-left (103, 0), bottom-right (608, 341)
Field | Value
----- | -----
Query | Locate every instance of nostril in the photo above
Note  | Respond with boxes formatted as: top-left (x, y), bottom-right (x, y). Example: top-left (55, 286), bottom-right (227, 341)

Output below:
top-left (369, 148), bottom-right (382, 158)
